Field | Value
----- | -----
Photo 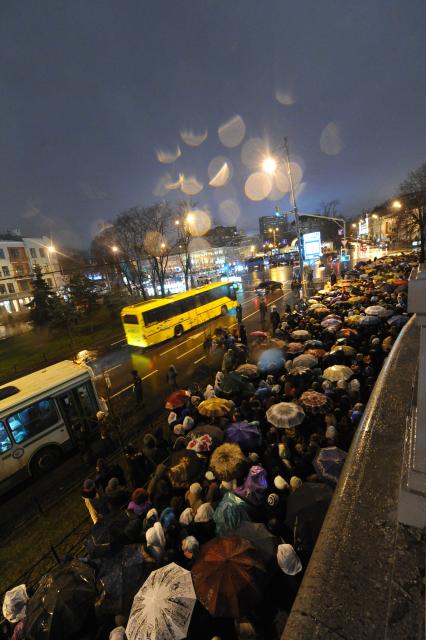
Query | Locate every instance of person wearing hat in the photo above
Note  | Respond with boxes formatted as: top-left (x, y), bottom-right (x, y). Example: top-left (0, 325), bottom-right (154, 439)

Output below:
top-left (82, 478), bottom-right (107, 524)
top-left (127, 487), bottom-right (151, 518)
top-left (272, 543), bottom-right (304, 611)
top-left (203, 471), bottom-right (221, 507)
top-left (105, 477), bottom-right (129, 511)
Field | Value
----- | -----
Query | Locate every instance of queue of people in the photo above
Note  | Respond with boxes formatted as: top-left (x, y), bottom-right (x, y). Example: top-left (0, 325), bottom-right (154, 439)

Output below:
top-left (2, 254), bottom-right (415, 640)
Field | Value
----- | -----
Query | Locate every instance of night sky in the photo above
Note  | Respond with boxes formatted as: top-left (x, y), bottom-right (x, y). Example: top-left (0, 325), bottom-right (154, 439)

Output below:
top-left (0, 0), bottom-right (425, 247)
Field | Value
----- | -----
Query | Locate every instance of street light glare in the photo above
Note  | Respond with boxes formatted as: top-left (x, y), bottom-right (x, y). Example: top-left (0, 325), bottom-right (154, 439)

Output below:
top-left (262, 156), bottom-right (277, 175)
top-left (111, 245), bottom-right (119, 253)
top-left (392, 200), bottom-right (402, 209)
top-left (48, 245), bottom-right (56, 253)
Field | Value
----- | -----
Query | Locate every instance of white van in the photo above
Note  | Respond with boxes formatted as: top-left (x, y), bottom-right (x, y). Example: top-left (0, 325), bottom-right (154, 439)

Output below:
top-left (0, 360), bottom-right (105, 494)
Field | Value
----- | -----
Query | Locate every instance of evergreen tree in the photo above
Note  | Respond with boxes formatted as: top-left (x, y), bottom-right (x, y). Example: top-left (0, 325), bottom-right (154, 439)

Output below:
top-left (28, 265), bottom-right (56, 328)
top-left (66, 274), bottom-right (99, 314)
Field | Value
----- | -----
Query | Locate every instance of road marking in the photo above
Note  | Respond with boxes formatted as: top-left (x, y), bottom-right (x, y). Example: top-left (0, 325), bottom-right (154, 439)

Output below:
top-left (176, 342), bottom-right (204, 359)
top-left (159, 332), bottom-right (203, 356)
top-left (110, 337), bottom-right (126, 346)
top-left (110, 369), bottom-right (159, 398)
top-left (105, 364), bottom-right (122, 374)
top-left (241, 292), bottom-right (288, 322)
top-left (194, 355), bottom-right (206, 364)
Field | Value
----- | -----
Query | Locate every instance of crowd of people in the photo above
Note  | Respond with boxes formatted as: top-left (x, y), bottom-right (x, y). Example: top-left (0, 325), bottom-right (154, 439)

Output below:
top-left (2, 254), bottom-right (415, 640)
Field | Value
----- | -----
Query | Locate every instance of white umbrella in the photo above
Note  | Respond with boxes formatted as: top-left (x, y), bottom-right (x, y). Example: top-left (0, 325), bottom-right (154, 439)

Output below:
top-left (323, 365), bottom-right (353, 382)
top-left (266, 402), bottom-right (305, 429)
top-left (365, 305), bottom-right (386, 317)
top-left (126, 563), bottom-right (196, 640)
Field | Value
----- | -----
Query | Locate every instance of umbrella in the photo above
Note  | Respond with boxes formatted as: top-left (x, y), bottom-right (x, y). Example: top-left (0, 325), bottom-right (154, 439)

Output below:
top-left (313, 306), bottom-right (330, 317)
top-left (345, 315), bottom-right (363, 326)
top-left (236, 363), bottom-right (259, 379)
top-left (186, 425), bottom-right (224, 451)
top-left (257, 348), bottom-right (285, 373)
top-left (292, 354), bottom-right (318, 369)
top-left (287, 366), bottom-right (313, 386)
top-left (165, 389), bottom-right (190, 410)
top-left (387, 315), bottom-right (409, 328)
top-left (198, 397), bottom-right (233, 418)
top-left (126, 563), bottom-right (196, 640)
top-left (285, 483), bottom-right (333, 558)
top-left (210, 443), bottom-right (246, 481)
top-left (337, 328), bottom-right (358, 338)
top-left (266, 402), bottom-right (305, 429)
top-left (221, 371), bottom-right (246, 395)
top-left (304, 339), bottom-right (325, 349)
top-left (313, 446), bottom-right (347, 486)
top-left (225, 421), bottom-right (262, 452)
top-left (391, 279), bottom-right (408, 286)
top-left (267, 337), bottom-right (286, 348)
top-left (304, 348), bottom-right (327, 360)
top-left (233, 464), bottom-right (268, 506)
top-left (321, 317), bottom-right (342, 329)
top-left (299, 391), bottom-right (332, 415)
top-left (331, 300), bottom-right (352, 308)
top-left (235, 522), bottom-right (279, 567)
top-left (359, 315), bottom-right (381, 327)
top-left (88, 511), bottom-right (132, 554)
top-left (24, 559), bottom-right (97, 640)
top-left (365, 305), bottom-right (387, 317)
top-left (348, 296), bottom-right (367, 304)
top-left (329, 345), bottom-right (356, 357)
top-left (290, 329), bottom-right (311, 341)
top-left (250, 330), bottom-right (268, 337)
top-left (168, 449), bottom-right (205, 489)
top-left (336, 281), bottom-right (352, 288)
top-left (96, 545), bottom-right (146, 616)
top-left (323, 365), bottom-right (353, 382)
top-left (192, 536), bottom-right (266, 619)
top-left (213, 492), bottom-right (252, 536)
top-left (286, 342), bottom-right (304, 354)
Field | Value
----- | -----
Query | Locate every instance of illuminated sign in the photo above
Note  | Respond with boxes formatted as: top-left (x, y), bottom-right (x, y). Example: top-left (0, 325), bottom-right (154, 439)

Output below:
top-left (358, 218), bottom-right (369, 236)
top-left (303, 231), bottom-right (322, 259)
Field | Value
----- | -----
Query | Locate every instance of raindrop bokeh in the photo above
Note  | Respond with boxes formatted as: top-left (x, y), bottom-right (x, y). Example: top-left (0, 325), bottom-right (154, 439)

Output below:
top-left (320, 122), bottom-right (343, 155)
top-left (218, 115), bottom-right (246, 148)
top-left (244, 171), bottom-right (273, 201)
top-left (180, 129), bottom-right (208, 147)
top-left (208, 156), bottom-right (232, 187)
top-left (156, 147), bottom-right (181, 163)
top-left (218, 199), bottom-right (241, 225)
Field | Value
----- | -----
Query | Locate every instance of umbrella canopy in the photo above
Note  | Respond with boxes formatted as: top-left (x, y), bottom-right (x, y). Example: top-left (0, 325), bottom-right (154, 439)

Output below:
top-left (168, 449), bottom-right (205, 489)
top-left (313, 447), bottom-right (347, 486)
top-left (213, 492), bottom-right (252, 536)
top-left (290, 329), bottom-right (311, 341)
top-left (236, 363), bottom-right (259, 379)
top-left (225, 421), bottom-right (261, 452)
top-left (345, 314), bottom-right (363, 326)
top-left (365, 305), bottom-right (387, 317)
top-left (192, 536), bottom-right (266, 619)
top-left (257, 348), bottom-right (285, 373)
top-left (249, 330), bottom-right (268, 337)
top-left (292, 354), bottom-right (318, 369)
top-left (233, 464), bottom-right (268, 507)
top-left (266, 402), bottom-right (305, 429)
top-left (304, 339), bottom-right (325, 349)
top-left (359, 315), bottom-right (381, 327)
top-left (126, 563), bottom-right (196, 640)
top-left (348, 296), bottom-right (368, 304)
top-left (88, 510), bottom-right (132, 553)
top-left (323, 365), bottom-right (353, 382)
top-left (221, 371), bottom-right (246, 395)
top-left (299, 391), bottom-right (332, 415)
top-left (186, 425), bottom-right (224, 451)
top-left (387, 315), bottom-right (409, 328)
top-left (267, 337), bottom-right (286, 349)
top-left (198, 397), bottom-right (233, 418)
top-left (337, 328), bottom-right (358, 338)
top-left (312, 306), bottom-right (330, 317)
top-left (304, 348), bottom-right (327, 360)
top-left (95, 545), bottom-right (146, 616)
top-left (321, 317), bottom-right (342, 329)
top-left (329, 345), bottom-right (356, 357)
top-left (210, 443), bottom-right (246, 481)
top-left (24, 560), bottom-right (97, 640)
top-left (165, 390), bottom-right (190, 410)
top-left (286, 342), bottom-right (304, 354)
top-left (235, 522), bottom-right (279, 567)
top-left (285, 483), bottom-right (334, 557)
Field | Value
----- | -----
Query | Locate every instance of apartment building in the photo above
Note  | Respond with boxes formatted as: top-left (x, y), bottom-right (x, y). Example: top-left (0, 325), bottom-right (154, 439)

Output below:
top-left (0, 234), bottom-right (64, 314)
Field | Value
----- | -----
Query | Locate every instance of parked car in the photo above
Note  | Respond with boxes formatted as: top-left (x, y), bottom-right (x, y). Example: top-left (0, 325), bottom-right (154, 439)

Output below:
top-left (255, 280), bottom-right (283, 294)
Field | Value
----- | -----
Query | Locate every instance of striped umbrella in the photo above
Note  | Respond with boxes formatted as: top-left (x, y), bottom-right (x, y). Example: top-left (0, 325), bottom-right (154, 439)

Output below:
top-left (300, 391), bottom-right (332, 415)
top-left (266, 402), bottom-right (305, 429)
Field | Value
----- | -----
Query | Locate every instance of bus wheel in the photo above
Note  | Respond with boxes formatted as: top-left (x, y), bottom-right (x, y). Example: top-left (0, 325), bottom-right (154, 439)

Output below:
top-left (30, 447), bottom-right (62, 477)
top-left (175, 325), bottom-right (184, 338)
top-left (221, 305), bottom-right (228, 315)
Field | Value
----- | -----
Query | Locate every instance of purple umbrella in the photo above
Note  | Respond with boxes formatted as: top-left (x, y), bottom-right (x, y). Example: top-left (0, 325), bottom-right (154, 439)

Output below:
top-left (313, 447), bottom-right (347, 485)
top-left (387, 315), bottom-right (409, 328)
top-left (225, 421), bottom-right (262, 452)
top-left (233, 464), bottom-right (268, 506)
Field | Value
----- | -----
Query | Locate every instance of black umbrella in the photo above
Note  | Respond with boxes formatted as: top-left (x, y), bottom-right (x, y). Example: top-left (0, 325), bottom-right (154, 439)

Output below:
top-left (235, 522), bottom-right (279, 567)
top-left (285, 483), bottom-right (333, 559)
top-left (24, 559), bottom-right (98, 640)
top-left (95, 545), bottom-right (147, 616)
top-left (221, 371), bottom-right (247, 395)
top-left (87, 511), bottom-right (132, 557)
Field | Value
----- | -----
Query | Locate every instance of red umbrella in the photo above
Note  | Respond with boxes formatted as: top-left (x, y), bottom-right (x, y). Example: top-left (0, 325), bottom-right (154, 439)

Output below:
top-left (286, 342), bottom-right (304, 354)
top-left (165, 389), bottom-right (190, 410)
top-left (192, 536), bottom-right (266, 618)
top-left (249, 330), bottom-right (268, 337)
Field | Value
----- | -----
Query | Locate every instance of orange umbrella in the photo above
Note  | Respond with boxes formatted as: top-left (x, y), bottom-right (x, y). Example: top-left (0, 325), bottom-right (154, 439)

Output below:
top-left (164, 389), bottom-right (190, 410)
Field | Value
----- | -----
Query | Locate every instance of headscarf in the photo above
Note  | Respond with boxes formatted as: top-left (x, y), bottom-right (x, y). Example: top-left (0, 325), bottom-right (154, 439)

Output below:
top-left (160, 507), bottom-right (176, 531)
top-left (2, 585), bottom-right (28, 623)
top-left (277, 544), bottom-right (303, 575)
top-left (204, 385), bottom-right (216, 399)
top-left (183, 416), bottom-right (194, 431)
top-left (109, 627), bottom-right (127, 640)
top-left (194, 502), bottom-right (215, 522)
top-left (168, 411), bottom-right (178, 425)
top-left (179, 507), bottom-right (194, 526)
top-left (146, 522), bottom-right (166, 560)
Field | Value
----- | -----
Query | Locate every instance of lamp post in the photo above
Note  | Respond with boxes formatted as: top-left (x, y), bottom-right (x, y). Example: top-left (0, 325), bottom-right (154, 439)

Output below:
top-left (268, 227), bottom-right (279, 246)
top-left (47, 245), bottom-right (58, 290)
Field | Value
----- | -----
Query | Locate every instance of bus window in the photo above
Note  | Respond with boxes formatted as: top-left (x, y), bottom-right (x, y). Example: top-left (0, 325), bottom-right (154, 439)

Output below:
top-left (123, 314), bottom-right (138, 324)
top-left (0, 422), bottom-right (12, 453)
top-left (8, 399), bottom-right (59, 444)
top-left (227, 284), bottom-right (237, 300)
top-left (75, 383), bottom-right (98, 422)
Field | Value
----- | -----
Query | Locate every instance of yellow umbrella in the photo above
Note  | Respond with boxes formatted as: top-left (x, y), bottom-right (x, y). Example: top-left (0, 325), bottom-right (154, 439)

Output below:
top-left (198, 397), bottom-right (233, 418)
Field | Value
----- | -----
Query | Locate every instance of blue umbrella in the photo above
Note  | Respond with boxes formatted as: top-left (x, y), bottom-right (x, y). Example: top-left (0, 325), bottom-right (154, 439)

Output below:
top-left (360, 315), bottom-right (381, 326)
top-left (313, 447), bottom-right (347, 485)
top-left (387, 315), bottom-right (409, 328)
top-left (225, 421), bottom-right (262, 452)
top-left (213, 491), bottom-right (251, 536)
top-left (257, 348), bottom-right (285, 373)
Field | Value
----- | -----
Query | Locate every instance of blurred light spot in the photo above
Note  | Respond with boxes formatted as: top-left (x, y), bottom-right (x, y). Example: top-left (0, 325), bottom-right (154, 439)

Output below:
top-left (144, 231), bottom-right (167, 255)
top-left (153, 172), bottom-right (173, 196)
top-left (218, 115), bottom-right (246, 148)
top-left (274, 167), bottom-right (290, 194)
top-left (156, 147), bottom-right (181, 163)
top-left (181, 175), bottom-right (203, 195)
top-left (208, 157), bottom-right (232, 187)
top-left (244, 172), bottom-right (273, 201)
top-left (267, 185), bottom-right (286, 202)
top-left (185, 209), bottom-right (212, 236)
top-left (218, 199), bottom-right (241, 225)
top-left (320, 122), bottom-right (343, 155)
top-left (180, 129), bottom-right (207, 147)
top-left (189, 237), bottom-right (211, 252)
top-left (296, 181), bottom-right (307, 197)
top-left (241, 137), bottom-right (268, 170)
top-left (275, 89), bottom-right (295, 106)
top-left (289, 162), bottom-right (303, 186)
top-left (165, 174), bottom-right (184, 191)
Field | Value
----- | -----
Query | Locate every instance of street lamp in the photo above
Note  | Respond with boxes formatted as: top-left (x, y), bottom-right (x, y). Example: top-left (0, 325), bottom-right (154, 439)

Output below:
top-left (47, 245), bottom-right (58, 289)
top-left (392, 200), bottom-right (402, 210)
top-left (262, 156), bottom-right (277, 175)
top-left (111, 245), bottom-right (119, 253)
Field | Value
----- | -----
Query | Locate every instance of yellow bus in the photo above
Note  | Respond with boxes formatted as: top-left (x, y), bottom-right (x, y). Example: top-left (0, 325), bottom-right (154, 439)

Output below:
top-left (121, 281), bottom-right (238, 348)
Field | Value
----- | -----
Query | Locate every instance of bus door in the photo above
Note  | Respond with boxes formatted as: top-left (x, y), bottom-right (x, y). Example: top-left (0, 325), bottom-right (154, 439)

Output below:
top-left (56, 391), bottom-right (85, 442)
top-left (57, 381), bottom-right (98, 441)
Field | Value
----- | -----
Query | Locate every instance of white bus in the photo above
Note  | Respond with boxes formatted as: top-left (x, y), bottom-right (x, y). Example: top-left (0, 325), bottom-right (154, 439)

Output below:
top-left (0, 360), bottom-right (105, 494)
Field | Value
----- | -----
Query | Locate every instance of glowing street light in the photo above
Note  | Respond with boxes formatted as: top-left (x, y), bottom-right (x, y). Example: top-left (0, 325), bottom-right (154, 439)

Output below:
top-left (262, 156), bottom-right (277, 175)
top-left (175, 219), bottom-right (180, 226)
top-left (111, 245), bottom-right (119, 253)
top-left (48, 245), bottom-right (56, 253)
top-left (392, 200), bottom-right (402, 209)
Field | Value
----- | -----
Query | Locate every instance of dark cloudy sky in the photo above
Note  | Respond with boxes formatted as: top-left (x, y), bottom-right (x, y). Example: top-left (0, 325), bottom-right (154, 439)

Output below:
top-left (0, 0), bottom-right (425, 247)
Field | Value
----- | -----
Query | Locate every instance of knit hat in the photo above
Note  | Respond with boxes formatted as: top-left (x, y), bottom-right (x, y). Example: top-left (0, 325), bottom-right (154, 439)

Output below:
top-left (189, 482), bottom-right (202, 496)
top-left (168, 411), bottom-right (178, 425)
top-left (290, 476), bottom-right (303, 491)
top-left (277, 544), bottom-right (303, 575)
top-left (173, 424), bottom-right (185, 436)
top-left (267, 493), bottom-right (279, 507)
top-left (179, 507), bottom-right (194, 526)
top-left (194, 502), bottom-right (214, 523)
top-left (83, 478), bottom-right (95, 492)
top-left (274, 475), bottom-right (289, 491)
top-left (183, 416), bottom-right (194, 432)
top-left (132, 488), bottom-right (148, 504)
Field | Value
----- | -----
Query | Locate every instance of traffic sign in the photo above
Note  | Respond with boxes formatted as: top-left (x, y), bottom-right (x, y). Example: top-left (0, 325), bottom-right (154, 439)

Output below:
top-left (341, 239), bottom-right (348, 247)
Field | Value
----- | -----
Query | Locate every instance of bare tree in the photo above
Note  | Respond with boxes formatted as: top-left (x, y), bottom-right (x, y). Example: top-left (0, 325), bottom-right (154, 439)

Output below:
top-left (398, 164), bottom-right (426, 262)
top-left (319, 199), bottom-right (340, 218)
top-left (175, 201), bottom-right (194, 290)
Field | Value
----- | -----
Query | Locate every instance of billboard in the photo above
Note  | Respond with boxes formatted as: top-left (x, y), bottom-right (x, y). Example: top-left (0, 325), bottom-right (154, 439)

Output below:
top-left (303, 231), bottom-right (322, 259)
